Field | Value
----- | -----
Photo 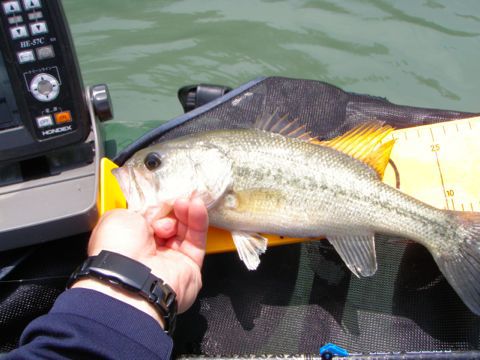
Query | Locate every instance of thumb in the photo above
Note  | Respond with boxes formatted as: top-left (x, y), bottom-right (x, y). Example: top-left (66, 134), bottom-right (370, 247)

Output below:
top-left (144, 203), bottom-right (174, 224)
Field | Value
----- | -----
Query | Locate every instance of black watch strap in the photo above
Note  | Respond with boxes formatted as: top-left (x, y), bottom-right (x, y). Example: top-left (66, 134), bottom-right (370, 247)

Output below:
top-left (67, 250), bottom-right (177, 335)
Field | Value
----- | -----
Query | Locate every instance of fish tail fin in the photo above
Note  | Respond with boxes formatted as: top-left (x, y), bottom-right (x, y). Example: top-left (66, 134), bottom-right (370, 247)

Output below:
top-left (432, 211), bottom-right (480, 315)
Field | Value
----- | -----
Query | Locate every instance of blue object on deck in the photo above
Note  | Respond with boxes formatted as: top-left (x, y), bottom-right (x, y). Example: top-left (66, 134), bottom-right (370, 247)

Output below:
top-left (320, 343), bottom-right (349, 359)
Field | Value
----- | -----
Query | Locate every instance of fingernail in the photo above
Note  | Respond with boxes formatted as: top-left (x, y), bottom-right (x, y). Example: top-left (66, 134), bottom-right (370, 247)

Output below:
top-left (160, 218), bottom-right (174, 231)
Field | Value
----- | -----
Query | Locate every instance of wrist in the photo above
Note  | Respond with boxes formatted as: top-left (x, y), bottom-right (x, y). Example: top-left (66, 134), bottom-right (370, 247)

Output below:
top-left (72, 279), bottom-right (166, 329)
top-left (67, 250), bottom-right (177, 334)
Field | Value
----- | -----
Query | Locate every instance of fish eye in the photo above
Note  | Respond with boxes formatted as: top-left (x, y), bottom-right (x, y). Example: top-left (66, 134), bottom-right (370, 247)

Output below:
top-left (144, 152), bottom-right (162, 170)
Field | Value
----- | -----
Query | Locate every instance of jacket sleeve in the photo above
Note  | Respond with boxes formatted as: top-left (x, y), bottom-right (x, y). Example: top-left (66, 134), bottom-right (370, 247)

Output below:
top-left (5, 288), bottom-right (173, 360)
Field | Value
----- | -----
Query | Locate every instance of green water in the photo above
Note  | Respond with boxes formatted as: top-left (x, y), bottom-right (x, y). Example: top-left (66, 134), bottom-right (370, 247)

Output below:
top-left (62, 0), bottom-right (480, 153)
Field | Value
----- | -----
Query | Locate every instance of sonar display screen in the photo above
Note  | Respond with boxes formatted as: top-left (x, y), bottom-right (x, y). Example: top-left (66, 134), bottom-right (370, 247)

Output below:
top-left (0, 52), bottom-right (21, 131)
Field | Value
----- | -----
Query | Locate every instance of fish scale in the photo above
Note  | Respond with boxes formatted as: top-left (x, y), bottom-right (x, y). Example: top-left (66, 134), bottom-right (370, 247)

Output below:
top-left (207, 129), bottom-right (443, 246)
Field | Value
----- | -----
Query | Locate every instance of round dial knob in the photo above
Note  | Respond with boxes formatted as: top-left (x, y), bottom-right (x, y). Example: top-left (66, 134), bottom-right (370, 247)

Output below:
top-left (30, 73), bottom-right (60, 102)
top-left (90, 84), bottom-right (113, 122)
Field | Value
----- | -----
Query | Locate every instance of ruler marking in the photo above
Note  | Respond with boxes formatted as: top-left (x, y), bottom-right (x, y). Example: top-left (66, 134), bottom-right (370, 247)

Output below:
top-left (434, 152), bottom-right (449, 209)
top-left (388, 118), bottom-right (479, 214)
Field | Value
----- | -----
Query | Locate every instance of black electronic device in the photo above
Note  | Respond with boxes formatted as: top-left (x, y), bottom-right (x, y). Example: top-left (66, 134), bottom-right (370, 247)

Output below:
top-left (0, 0), bottom-right (113, 250)
top-left (0, 0), bottom-right (90, 162)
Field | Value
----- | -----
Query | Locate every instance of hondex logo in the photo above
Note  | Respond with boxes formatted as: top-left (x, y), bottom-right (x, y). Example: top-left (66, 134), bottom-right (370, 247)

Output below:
top-left (41, 125), bottom-right (72, 136)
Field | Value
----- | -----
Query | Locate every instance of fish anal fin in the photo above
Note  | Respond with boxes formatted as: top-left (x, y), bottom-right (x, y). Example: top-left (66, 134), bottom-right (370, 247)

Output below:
top-left (327, 233), bottom-right (377, 277)
top-left (231, 231), bottom-right (268, 270)
top-left (320, 121), bottom-right (395, 178)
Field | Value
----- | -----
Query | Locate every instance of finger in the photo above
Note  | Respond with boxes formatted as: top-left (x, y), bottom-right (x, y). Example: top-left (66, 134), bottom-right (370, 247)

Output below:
top-left (144, 203), bottom-right (173, 224)
top-left (143, 206), bottom-right (160, 224)
top-left (188, 198), bottom-right (209, 234)
top-left (154, 234), bottom-right (168, 248)
top-left (180, 198), bottom-right (209, 267)
top-left (88, 209), bottom-right (154, 257)
top-left (165, 236), bottom-right (183, 251)
top-left (174, 198), bottom-right (189, 241)
top-left (173, 198), bottom-right (189, 223)
top-left (152, 217), bottom-right (177, 239)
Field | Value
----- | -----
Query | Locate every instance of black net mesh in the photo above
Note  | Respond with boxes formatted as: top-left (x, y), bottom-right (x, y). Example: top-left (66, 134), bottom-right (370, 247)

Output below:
top-left (1, 77), bottom-right (478, 357)
top-left (174, 240), bottom-right (480, 356)
top-left (151, 77), bottom-right (472, 144)
top-left (0, 235), bottom-right (87, 352)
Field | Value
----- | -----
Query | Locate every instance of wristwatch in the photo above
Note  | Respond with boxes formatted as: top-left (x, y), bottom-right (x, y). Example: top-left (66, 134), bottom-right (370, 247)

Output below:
top-left (67, 250), bottom-right (177, 335)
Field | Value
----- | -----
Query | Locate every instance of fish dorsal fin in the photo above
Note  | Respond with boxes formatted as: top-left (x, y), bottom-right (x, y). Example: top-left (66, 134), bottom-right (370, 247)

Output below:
top-left (254, 110), bottom-right (319, 142)
top-left (255, 113), bottom-right (394, 178)
top-left (320, 121), bottom-right (395, 178)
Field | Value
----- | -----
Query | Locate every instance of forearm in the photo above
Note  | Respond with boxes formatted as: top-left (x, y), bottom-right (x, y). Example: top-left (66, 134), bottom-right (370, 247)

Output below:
top-left (6, 288), bottom-right (172, 360)
top-left (72, 278), bottom-right (166, 328)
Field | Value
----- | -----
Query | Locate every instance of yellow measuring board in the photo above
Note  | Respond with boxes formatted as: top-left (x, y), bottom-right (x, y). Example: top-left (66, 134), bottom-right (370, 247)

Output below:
top-left (99, 116), bottom-right (480, 254)
top-left (382, 116), bottom-right (480, 212)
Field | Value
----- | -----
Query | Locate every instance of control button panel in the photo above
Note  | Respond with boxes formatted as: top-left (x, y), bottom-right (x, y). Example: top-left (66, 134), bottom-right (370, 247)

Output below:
top-left (10, 24), bottom-right (27, 38)
top-left (2, 1), bottom-right (21, 14)
top-left (7, 14), bottom-right (22, 23)
top-left (0, 0), bottom-right (90, 154)
top-left (29, 20), bottom-right (46, 35)
top-left (17, 48), bottom-right (34, 63)
top-left (35, 44), bottom-right (53, 59)
top-left (54, 110), bottom-right (71, 124)
top-left (22, 0), bottom-right (40, 10)
top-left (35, 114), bottom-right (52, 128)
top-left (29, 72), bottom-right (59, 102)
top-left (27, 10), bottom-right (41, 20)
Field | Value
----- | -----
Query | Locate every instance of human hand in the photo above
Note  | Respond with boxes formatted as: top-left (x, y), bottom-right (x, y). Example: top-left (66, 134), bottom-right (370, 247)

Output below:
top-left (73, 198), bottom-right (208, 325)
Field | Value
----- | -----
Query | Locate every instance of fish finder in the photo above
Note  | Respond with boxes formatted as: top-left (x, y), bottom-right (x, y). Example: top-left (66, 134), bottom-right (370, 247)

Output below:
top-left (0, 0), bottom-right (112, 250)
top-left (0, 0), bottom-right (90, 161)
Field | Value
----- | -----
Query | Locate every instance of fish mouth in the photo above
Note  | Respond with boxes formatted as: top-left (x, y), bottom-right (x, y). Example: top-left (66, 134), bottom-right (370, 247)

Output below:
top-left (111, 165), bottom-right (173, 217)
top-left (111, 166), bottom-right (152, 212)
top-left (111, 166), bottom-right (130, 199)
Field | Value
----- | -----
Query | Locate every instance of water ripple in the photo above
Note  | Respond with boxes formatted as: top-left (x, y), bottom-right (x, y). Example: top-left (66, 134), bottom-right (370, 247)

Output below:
top-left (62, 0), bottom-right (480, 149)
top-left (370, 0), bottom-right (480, 37)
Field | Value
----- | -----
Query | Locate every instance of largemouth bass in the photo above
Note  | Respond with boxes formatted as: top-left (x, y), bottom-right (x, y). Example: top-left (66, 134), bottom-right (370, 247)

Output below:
top-left (113, 116), bottom-right (480, 316)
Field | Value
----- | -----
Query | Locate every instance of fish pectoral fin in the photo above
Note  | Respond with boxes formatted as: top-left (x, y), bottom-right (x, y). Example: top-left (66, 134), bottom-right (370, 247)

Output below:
top-left (327, 233), bottom-right (377, 277)
top-left (231, 231), bottom-right (268, 270)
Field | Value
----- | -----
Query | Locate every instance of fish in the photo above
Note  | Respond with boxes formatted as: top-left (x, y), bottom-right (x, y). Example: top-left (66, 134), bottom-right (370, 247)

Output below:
top-left (112, 113), bottom-right (480, 316)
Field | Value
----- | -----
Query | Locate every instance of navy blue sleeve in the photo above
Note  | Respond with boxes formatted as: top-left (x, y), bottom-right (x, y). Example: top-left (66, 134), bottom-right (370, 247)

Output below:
top-left (6, 288), bottom-right (173, 359)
